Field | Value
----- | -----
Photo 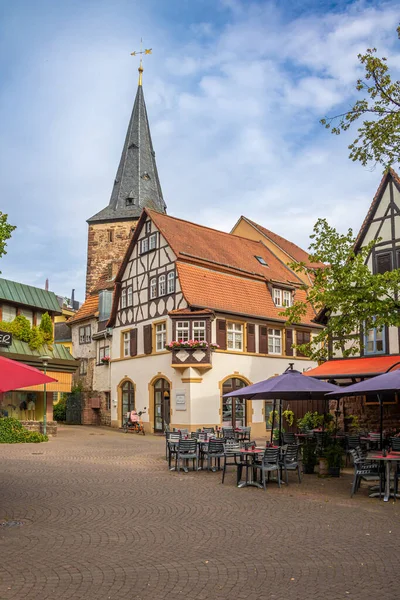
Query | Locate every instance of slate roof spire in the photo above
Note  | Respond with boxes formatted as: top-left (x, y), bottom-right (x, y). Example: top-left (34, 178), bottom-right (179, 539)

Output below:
top-left (88, 63), bottom-right (166, 223)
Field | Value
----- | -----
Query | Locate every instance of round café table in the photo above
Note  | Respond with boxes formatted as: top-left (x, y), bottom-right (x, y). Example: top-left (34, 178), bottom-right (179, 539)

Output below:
top-left (367, 452), bottom-right (400, 502)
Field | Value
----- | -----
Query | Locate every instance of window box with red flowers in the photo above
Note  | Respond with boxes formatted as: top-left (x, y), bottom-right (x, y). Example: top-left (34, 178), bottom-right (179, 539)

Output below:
top-left (101, 355), bottom-right (111, 365)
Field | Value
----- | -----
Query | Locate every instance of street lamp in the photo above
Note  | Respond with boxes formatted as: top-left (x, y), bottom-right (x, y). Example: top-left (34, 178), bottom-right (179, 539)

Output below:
top-left (41, 355), bottom-right (51, 436)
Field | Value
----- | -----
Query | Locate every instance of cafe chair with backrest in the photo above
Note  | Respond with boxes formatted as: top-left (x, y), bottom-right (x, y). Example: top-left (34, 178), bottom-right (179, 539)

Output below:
top-left (203, 427), bottom-right (215, 434)
top-left (166, 432), bottom-right (180, 463)
top-left (390, 437), bottom-right (400, 451)
top-left (349, 449), bottom-right (381, 497)
top-left (222, 441), bottom-right (241, 484)
top-left (254, 448), bottom-right (281, 491)
top-left (279, 444), bottom-right (302, 484)
top-left (345, 435), bottom-right (361, 465)
top-left (176, 439), bottom-right (198, 473)
top-left (203, 439), bottom-right (225, 472)
top-left (222, 427), bottom-right (235, 439)
top-left (283, 432), bottom-right (296, 445)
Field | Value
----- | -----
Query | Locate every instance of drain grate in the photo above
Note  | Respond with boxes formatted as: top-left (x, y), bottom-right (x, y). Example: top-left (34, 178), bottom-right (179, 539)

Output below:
top-left (0, 520), bottom-right (25, 528)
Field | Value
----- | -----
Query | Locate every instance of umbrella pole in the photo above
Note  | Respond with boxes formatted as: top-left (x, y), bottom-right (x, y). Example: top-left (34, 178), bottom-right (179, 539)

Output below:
top-left (270, 398), bottom-right (276, 444)
top-left (278, 400), bottom-right (282, 446)
top-left (335, 398), bottom-right (340, 434)
top-left (378, 393), bottom-right (383, 451)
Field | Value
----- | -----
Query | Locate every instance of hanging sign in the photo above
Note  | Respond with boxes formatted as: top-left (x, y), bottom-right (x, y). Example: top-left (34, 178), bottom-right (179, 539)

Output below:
top-left (0, 331), bottom-right (12, 347)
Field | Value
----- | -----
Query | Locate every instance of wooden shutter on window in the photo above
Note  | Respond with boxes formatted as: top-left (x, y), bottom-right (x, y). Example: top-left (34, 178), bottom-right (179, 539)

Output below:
top-left (130, 328), bottom-right (137, 356)
top-left (285, 329), bottom-right (294, 356)
top-left (296, 330), bottom-right (310, 357)
top-left (216, 319), bottom-right (226, 350)
top-left (376, 252), bottom-right (392, 274)
top-left (143, 324), bottom-right (152, 355)
top-left (246, 324), bottom-right (256, 353)
top-left (259, 326), bottom-right (268, 354)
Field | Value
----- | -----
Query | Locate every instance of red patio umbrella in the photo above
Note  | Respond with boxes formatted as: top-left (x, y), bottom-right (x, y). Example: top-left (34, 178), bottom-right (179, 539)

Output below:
top-left (0, 355), bottom-right (57, 393)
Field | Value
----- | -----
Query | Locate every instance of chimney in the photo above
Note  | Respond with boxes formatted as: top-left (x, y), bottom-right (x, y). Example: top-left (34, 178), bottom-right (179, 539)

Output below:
top-left (71, 289), bottom-right (75, 305)
top-left (45, 279), bottom-right (49, 291)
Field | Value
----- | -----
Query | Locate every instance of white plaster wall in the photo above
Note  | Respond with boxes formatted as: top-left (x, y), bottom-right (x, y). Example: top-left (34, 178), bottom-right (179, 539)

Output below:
top-left (109, 346), bottom-right (316, 428)
top-left (70, 318), bottom-right (97, 361)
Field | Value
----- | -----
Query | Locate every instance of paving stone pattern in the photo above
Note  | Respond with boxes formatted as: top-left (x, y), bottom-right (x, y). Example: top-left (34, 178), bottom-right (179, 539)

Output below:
top-left (1, 426), bottom-right (400, 600)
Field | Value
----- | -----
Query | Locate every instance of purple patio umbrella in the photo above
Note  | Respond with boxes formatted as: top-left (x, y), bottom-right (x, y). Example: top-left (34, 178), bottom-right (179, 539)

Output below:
top-left (223, 365), bottom-right (340, 443)
top-left (326, 368), bottom-right (400, 450)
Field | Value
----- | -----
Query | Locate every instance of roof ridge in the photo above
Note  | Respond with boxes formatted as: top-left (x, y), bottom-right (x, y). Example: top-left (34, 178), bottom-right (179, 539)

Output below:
top-left (148, 209), bottom-right (267, 248)
top-left (244, 216), bottom-right (311, 255)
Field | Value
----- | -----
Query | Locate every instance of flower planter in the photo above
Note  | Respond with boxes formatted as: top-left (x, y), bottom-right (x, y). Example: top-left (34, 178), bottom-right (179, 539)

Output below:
top-left (318, 457), bottom-right (329, 477)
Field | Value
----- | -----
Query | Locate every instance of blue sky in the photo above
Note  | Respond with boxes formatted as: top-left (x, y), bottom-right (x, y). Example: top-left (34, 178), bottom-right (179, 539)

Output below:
top-left (0, 0), bottom-right (399, 302)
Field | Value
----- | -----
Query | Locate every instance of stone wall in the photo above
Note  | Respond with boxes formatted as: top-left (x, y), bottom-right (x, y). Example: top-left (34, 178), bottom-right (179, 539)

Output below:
top-left (21, 421), bottom-right (57, 436)
top-left (80, 391), bottom-right (111, 427)
top-left (86, 220), bottom-right (137, 297)
top-left (330, 396), bottom-right (400, 434)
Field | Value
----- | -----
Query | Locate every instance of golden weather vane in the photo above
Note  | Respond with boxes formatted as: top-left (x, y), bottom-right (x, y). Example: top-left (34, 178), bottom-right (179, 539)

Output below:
top-left (131, 38), bottom-right (152, 85)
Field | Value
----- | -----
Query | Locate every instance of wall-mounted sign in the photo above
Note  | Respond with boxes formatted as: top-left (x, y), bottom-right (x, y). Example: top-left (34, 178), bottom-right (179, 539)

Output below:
top-left (175, 389), bottom-right (186, 411)
top-left (0, 331), bottom-right (12, 347)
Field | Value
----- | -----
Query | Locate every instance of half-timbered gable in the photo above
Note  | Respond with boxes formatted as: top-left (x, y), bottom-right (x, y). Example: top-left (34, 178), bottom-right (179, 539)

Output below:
top-left (114, 214), bottom-right (185, 330)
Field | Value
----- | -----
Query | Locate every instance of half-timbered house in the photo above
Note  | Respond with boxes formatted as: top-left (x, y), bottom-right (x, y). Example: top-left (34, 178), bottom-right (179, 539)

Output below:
top-left (107, 209), bottom-right (321, 436)
top-left (307, 168), bottom-right (400, 431)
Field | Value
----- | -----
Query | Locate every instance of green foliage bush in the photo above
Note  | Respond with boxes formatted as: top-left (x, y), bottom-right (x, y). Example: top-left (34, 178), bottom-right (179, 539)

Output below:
top-left (53, 398), bottom-right (66, 422)
top-left (39, 312), bottom-right (53, 343)
top-left (0, 311), bottom-right (53, 351)
top-left (0, 417), bottom-right (48, 443)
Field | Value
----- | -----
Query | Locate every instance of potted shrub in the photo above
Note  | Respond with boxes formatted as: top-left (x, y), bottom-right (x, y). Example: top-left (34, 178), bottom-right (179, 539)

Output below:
top-left (324, 443), bottom-right (344, 477)
top-left (302, 437), bottom-right (318, 474)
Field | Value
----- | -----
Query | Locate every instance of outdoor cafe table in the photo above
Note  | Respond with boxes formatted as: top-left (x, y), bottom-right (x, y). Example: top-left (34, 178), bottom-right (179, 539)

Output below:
top-left (367, 452), bottom-right (400, 502)
top-left (237, 448), bottom-right (265, 489)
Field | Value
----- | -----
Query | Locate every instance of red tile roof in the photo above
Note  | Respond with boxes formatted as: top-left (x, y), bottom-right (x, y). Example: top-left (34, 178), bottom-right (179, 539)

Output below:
top-left (176, 262), bottom-right (317, 325)
top-left (305, 355), bottom-right (400, 379)
top-left (148, 210), bottom-right (302, 285)
top-left (68, 294), bottom-right (98, 324)
top-left (240, 217), bottom-right (324, 269)
top-left (168, 307), bottom-right (214, 316)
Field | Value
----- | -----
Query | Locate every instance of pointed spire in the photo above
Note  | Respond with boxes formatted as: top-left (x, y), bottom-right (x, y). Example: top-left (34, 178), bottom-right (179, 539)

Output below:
top-left (88, 74), bottom-right (166, 224)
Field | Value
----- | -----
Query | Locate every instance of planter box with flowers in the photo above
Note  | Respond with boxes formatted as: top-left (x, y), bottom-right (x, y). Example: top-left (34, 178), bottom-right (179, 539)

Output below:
top-left (101, 355), bottom-right (111, 365)
top-left (166, 341), bottom-right (219, 370)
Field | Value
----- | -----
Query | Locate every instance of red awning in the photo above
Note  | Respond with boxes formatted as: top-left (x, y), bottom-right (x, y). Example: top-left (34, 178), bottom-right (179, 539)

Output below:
top-left (0, 355), bottom-right (57, 392)
top-left (305, 355), bottom-right (400, 380)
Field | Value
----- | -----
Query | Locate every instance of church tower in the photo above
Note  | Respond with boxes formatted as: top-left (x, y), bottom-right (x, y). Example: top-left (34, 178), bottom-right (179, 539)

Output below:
top-left (85, 61), bottom-right (166, 297)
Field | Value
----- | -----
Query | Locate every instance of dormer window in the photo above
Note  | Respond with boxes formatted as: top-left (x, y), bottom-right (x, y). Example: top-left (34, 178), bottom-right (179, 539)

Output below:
top-left (145, 221), bottom-right (151, 234)
top-left (255, 256), bottom-right (268, 266)
top-left (141, 172), bottom-right (150, 180)
top-left (273, 288), bottom-right (292, 307)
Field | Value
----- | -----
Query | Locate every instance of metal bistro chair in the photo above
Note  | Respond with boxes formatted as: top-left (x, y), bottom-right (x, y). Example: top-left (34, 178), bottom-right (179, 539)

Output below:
top-left (222, 441), bottom-right (241, 484)
top-left (176, 439), bottom-right (198, 473)
top-left (203, 427), bottom-right (215, 434)
top-left (279, 444), bottom-right (302, 484)
top-left (254, 448), bottom-right (281, 491)
top-left (203, 439), bottom-right (225, 472)
top-left (349, 449), bottom-right (381, 498)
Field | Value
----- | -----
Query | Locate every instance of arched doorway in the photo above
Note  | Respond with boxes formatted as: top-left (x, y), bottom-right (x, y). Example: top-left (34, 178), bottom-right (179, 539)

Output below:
top-left (154, 378), bottom-right (170, 433)
top-left (222, 377), bottom-right (248, 427)
top-left (121, 380), bottom-right (135, 425)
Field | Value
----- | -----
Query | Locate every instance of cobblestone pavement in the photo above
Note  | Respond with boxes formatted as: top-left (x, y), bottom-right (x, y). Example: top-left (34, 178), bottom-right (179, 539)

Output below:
top-left (1, 426), bottom-right (400, 600)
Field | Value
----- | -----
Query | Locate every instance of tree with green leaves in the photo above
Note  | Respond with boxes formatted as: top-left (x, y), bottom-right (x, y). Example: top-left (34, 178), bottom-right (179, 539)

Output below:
top-left (0, 212), bottom-right (16, 270)
top-left (282, 218), bottom-right (400, 361)
top-left (321, 25), bottom-right (400, 168)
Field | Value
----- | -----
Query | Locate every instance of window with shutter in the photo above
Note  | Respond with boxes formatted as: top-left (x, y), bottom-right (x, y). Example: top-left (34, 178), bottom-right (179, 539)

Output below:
top-left (246, 324), bottom-right (256, 353)
top-left (143, 324), bottom-right (153, 354)
top-left (375, 252), bottom-right (392, 274)
top-left (130, 329), bottom-right (137, 356)
top-left (216, 319), bottom-right (227, 350)
top-left (296, 330), bottom-right (310, 357)
top-left (285, 329), bottom-right (294, 356)
top-left (259, 326), bottom-right (268, 354)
